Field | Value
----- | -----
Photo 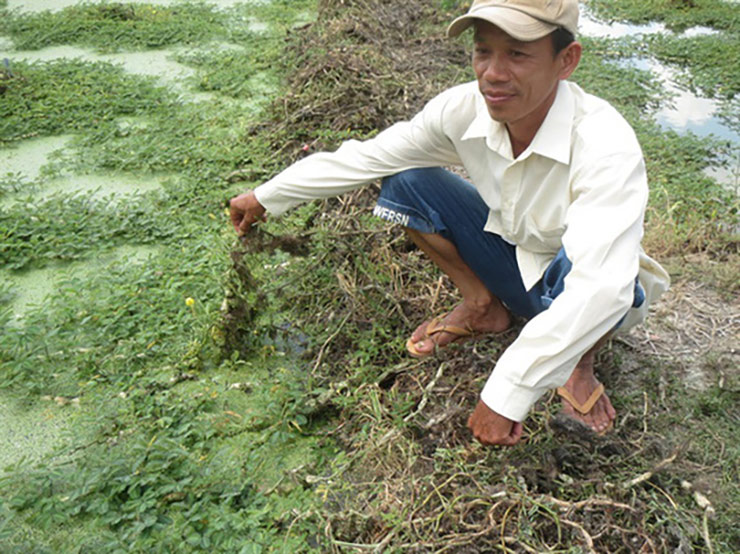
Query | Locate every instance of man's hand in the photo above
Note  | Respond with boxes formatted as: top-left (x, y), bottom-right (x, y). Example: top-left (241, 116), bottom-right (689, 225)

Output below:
top-left (467, 399), bottom-right (523, 447)
top-left (229, 191), bottom-right (266, 235)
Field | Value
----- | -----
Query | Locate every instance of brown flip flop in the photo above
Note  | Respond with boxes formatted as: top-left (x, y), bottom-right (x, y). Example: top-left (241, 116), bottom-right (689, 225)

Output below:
top-left (556, 383), bottom-right (614, 435)
top-left (406, 315), bottom-right (474, 359)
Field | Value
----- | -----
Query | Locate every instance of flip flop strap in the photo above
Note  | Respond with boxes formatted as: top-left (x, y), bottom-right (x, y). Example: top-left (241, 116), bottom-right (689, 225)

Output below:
top-left (426, 316), bottom-right (473, 339)
top-left (556, 383), bottom-right (605, 415)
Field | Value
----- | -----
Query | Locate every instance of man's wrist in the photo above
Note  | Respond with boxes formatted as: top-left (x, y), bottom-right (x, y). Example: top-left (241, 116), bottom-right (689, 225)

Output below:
top-left (480, 372), bottom-right (539, 423)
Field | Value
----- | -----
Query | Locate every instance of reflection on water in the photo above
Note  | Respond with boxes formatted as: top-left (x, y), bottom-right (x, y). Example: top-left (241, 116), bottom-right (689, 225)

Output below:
top-left (579, 16), bottom-right (666, 38)
top-left (579, 8), bottom-right (738, 190)
top-left (579, 6), bottom-right (719, 39)
top-left (621, 57), bottom-right (740, 143)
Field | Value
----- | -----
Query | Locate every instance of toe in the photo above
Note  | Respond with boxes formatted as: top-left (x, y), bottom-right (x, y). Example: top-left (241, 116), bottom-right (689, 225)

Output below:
top-left (410, 322), bottom-right (429, 343)
top-left (412, 339), bottom-right (434, 355)
top-left (559, 389), bottom-right (616, 434)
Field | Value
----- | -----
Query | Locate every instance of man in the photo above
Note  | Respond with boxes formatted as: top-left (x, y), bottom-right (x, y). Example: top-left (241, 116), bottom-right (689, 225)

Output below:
top-left (229, 0), bottom-right (670, 446)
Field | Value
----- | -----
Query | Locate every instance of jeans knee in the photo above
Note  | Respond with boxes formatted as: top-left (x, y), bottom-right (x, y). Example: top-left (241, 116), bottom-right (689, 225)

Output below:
top-left (380, 168), bottom-right (441, 200)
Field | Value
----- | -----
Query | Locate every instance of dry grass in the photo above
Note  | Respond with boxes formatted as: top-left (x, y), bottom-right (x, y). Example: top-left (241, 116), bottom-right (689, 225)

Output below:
top-left (622, 275), bottom-right (739, 392)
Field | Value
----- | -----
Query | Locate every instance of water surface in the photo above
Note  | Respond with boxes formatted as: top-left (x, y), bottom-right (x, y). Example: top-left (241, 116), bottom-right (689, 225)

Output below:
top-left (0, 135), bottom-right (74, 181)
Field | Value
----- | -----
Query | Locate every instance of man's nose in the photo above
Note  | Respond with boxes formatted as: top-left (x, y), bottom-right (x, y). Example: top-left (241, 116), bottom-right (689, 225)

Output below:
top-left (481, 54), bottom-right (510, 82)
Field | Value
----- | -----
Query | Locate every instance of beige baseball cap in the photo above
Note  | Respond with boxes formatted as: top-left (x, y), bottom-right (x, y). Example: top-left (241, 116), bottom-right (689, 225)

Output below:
top-left (447, 0), bottom-right (579, 41)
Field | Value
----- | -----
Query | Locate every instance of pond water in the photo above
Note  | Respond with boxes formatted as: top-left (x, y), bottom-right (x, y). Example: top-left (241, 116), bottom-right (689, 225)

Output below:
top-left (0, 40), bottom-right (272, 103)
top-left (580, 9), bottom-right (739, 188)
top-left (620, 56), bottom-right (740, 144)
top-left (1, 172), bottom-right (169, 209)
top-left (0, 43), bottom-right (203, 95)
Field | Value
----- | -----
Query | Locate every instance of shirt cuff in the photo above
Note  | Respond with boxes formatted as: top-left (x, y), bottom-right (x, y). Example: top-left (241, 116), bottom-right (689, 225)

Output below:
top-left (480, 369), bottom-right (544, 422)
top-left (254, 182), bottom-right (297, 217)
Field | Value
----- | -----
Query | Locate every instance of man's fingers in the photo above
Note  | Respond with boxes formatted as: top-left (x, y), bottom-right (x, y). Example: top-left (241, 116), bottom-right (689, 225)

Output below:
top-left (238, 215), bottom-right (254, 235)
top-left (230, 210), bottom-right (243, 232)
top-left (511, 421), bottom-right (524, 442)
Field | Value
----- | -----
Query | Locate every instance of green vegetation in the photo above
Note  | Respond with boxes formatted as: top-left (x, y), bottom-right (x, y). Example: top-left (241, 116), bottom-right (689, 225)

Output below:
top-left (2, 3), bottom-right (227, 52)
top-left (0, 60), bottom-right (168, 140)
top-left (587, 0), bottom-right (740, 32)
top-left (0, 0), bottom-right (316, 53)
top-left (0, 0), bottom-right (737, 552)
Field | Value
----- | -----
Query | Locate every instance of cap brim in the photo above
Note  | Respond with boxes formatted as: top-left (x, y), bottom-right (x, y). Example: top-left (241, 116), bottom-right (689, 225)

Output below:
top-left (447, 7), bottom-right (558, 41)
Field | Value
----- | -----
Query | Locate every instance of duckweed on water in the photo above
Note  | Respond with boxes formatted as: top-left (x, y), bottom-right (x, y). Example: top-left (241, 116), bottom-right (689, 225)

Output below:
top-left (587, 0), bottom-right (740, 33)
top-left (0, 60), bottom-right (168, 140)
top-left (1, 0), bottom-right (317, 53)
top-left (1, 2), bottom-right (226, 52)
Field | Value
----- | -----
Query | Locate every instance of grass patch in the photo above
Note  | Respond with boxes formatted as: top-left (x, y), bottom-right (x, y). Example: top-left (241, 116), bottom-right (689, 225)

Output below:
top-left (0, 190), bottom-right (171, 270)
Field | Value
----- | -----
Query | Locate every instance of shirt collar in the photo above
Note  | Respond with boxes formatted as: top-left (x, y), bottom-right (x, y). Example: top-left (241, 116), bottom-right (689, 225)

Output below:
top-left (461, 81), bottom-right (574, 165)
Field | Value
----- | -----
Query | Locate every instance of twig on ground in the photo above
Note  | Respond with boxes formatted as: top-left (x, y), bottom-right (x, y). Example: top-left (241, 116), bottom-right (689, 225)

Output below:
top-left (311, 311), bottom-right (352, 374)
top-left (545, 495), bottom-right (636, 514)
top-left (403, 362), bottom-right (446, 423)
top-left (622, 451), bottom-right (679, 489)
top-left (681, 478), bottom-right (716, 554)
top-left (561, 519), bottom-right (596, 553)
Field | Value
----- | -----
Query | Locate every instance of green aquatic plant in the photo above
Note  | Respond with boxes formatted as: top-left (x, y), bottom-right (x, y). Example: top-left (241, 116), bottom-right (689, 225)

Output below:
top-left (0, 60), bottom-right (168, 141)
top-left (0, 2), bottom-right (227, 53)
top-left (586, 0), bottom-right (740, 33)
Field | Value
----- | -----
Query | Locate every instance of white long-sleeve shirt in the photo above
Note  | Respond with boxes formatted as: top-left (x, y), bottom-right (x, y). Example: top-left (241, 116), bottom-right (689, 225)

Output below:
top-left (254, 80), bottom-right (670, 421)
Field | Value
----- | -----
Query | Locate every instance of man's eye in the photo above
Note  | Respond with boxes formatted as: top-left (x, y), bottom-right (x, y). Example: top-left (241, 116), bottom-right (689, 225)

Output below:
top-left (510, 50), bottom-right (525, 57)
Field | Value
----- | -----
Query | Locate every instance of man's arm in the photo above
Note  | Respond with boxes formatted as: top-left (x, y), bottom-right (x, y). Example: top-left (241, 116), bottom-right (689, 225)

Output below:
top-left (481, 150), bottom-right (650, 423)
top-left (244, 85), bottom-right (471, 217)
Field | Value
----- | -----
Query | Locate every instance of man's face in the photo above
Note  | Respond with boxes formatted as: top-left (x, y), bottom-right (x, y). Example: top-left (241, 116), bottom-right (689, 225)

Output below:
top-left (472, 21), bottom-right (576, 135)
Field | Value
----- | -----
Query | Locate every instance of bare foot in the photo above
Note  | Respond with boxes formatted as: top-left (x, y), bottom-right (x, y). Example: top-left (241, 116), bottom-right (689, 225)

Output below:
top-left (559, 364), bottom-right (616, 434)
top-left (408, 299), bottom-right (510, 357)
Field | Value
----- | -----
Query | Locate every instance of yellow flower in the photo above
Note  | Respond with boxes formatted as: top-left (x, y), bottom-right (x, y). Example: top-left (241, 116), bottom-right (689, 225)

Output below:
top-left (185, 297), bottom-right (195, 307)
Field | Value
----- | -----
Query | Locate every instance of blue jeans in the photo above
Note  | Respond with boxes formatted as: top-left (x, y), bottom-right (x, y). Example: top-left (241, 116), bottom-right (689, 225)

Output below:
top-left (374, 167), bottom-right (644, 320)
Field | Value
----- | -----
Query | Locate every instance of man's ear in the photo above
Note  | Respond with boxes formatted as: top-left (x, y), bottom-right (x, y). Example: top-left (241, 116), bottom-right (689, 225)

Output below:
top-left (558, 41), bottom-right (582, 80)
